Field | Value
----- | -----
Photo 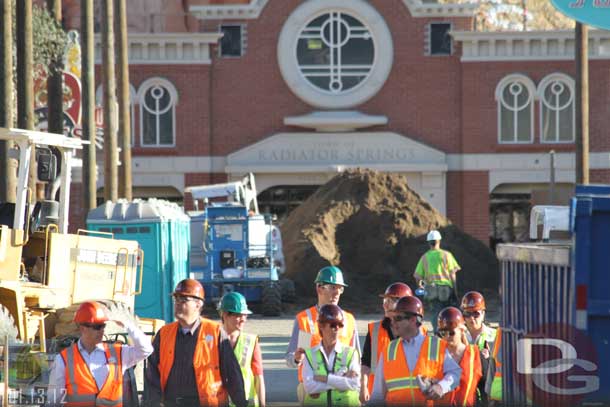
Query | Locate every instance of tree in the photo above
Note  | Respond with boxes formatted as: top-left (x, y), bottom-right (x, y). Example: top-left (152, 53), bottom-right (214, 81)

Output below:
top-left (438, 0), bottom-right (574, 31)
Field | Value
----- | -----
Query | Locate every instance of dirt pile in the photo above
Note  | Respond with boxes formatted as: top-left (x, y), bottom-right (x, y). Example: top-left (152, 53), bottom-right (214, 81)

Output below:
top-left (280, 169), bottom-right (499, 309)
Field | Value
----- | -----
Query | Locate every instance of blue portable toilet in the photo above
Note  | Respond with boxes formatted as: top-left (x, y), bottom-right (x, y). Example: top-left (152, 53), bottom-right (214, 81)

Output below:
top-left (87, 199), bottom-right (190, 322)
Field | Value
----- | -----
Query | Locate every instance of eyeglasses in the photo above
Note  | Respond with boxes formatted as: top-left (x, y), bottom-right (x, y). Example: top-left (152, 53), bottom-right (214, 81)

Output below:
top-left (383, 297), bottom-right (400, 305)
top-left (438, 330), bottom-right (456, 337)
top-left (173, 295), bottom-right (199, 304)
top-left (324, 322), bottom-right (344, 329)
top-left (81, 323), bottom-right (106, 331)
top-left (390, 314), bottom-right (413, 323)
top-left (463, 311), bottom-right (483, 318)
top-left (319, 285), bottom-right (345, 293)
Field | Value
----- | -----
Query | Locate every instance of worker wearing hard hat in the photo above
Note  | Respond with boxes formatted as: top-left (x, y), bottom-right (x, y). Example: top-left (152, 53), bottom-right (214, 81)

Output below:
top-left (47, 301), bottom-right (153, 406)
top-left (302, 304), bottom-right (360, 406)
top-left (218, 292), bottom-right (266, 407)
top-left (146, 279), bottom-right (247, 407)
top-left (461, 291), bottom-right (502, 404)
top-left (414, 230), bottom-right (461, 330)
top-left (369, 296), bottom-right (461, 405)
top-left (359, 282), bottom-right (413, 404)
top-left (285, 266), bottom-right (360, 403)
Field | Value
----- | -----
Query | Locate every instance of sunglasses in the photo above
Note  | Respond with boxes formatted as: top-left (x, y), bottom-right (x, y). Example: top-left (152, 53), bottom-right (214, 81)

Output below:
top-left (438, 330), bottom-right (456, 337)
top-left (324, 322), bottom-right (344, 329)
top-left (82, 323), bottom-right (106, 331)
top-left (391, 314), bottom-right (414, 323)
top-left (173, 295), bottom-right (199, 304)
top-left (463, 311), bottom-right (483, 318)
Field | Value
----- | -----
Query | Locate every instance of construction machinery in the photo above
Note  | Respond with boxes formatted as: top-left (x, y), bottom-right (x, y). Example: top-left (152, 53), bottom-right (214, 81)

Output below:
top-left (0, 127), bottom-right (142, 346)
top-left (187, 173), bottom-right (294, 315)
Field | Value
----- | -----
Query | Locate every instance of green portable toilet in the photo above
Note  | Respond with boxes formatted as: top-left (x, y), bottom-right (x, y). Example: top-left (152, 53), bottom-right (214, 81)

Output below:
top-left (87, 199), bottom-right (190, 322)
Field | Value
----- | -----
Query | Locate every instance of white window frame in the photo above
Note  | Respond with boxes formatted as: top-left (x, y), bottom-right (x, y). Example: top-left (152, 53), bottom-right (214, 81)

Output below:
top-left (277, 0), bottom-right (393, 109)
top-left (137, 77), bottom-right (178, 148)
top-left (219, 24), bottom-right (245, 58)
top-left (495, 74), bottom-right (536, 144)
top-left (537, 73), bottom-right (575, 144)
top-left (95, 84), bottom-right (137, 146)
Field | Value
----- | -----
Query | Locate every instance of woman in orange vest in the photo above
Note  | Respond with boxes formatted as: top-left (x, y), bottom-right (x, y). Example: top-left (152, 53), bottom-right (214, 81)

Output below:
top-left (360, 282), bottom-right (412, 404)
top-left (145, 279), bottom-right (247, 407)
top-left (47, 301), bottom-right (153, 407)
top-left (436, 307), bottom-right (486, 407)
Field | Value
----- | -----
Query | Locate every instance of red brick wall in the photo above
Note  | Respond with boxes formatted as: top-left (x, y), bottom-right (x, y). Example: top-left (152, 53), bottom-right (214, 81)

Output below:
top-left (591, 170), bottom-right (610, 184)
top-left (446, 171), bottom-right (489, 244)
top-left (68, 182), bottom-right (85, 233)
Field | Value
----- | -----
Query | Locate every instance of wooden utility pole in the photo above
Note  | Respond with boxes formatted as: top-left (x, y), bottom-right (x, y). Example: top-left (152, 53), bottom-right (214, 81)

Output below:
top-left (116, 0), bottom-right (132, 200)
top-left (575, 22), bottom-right (589, 185)
top-left (47, 0), bottom-right (64, 137)
top-left (17, 0), bottom-right (37, 202)
top-left (101, 0), bottom-right (118, 202)
top-left (81, 0), bottom-right (97, 216)
top-left (0, 0), bottom-right (17, 203)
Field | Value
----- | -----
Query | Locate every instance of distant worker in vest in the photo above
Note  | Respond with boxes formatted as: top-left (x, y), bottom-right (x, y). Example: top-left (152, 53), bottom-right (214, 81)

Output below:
top-left (437, 307), bottom-right (487, 407)
top-left (369, 296), bottom-right (462, 406)
top-left (359, 282), bottom-right (413, 404)
top-left (145, 279), bottom-right (247, 407)
top-left (218, 292), bottom-right (266, 407)
top-left (285, 266), bottom-right (360, 403)
top-left (414, 230), bottom-right (461, 330)
top-left (47, 301), bottom-right (153, 407)
top-left (302, 304), bottom-right (360, 407)
top-left (461, 291), bottom-right (502, 404)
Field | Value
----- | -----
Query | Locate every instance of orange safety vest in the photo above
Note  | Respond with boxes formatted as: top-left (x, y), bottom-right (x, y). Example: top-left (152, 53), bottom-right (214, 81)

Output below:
top-left (295, 306), bottom-right (357, 382)
top-left (60, 342), bottom-right (123, 407)
top-left (158, 319), bottom-right (228, 407)
top-left (367, 320), bottom-right (391, 394)
top-left (383, 336), bottom-right (446, 406)
top-left (442, 345), bottom-right (482, 407)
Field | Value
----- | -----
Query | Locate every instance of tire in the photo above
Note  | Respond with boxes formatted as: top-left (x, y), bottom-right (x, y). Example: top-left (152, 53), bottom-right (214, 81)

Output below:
top-left (279, 278), bottom-right (296, 303)
top-left (261, 283), bottom-right (282, 316)
top-left (0, 304), bottom-right (18, 343)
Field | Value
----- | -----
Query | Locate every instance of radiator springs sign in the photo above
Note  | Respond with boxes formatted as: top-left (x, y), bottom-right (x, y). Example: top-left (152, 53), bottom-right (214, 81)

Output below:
top-left (551, 0), bottom-right (610, 30)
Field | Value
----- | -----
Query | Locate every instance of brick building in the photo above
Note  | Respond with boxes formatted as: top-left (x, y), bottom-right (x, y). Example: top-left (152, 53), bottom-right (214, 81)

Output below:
top-left (62, 0), bottom-right (610, 244)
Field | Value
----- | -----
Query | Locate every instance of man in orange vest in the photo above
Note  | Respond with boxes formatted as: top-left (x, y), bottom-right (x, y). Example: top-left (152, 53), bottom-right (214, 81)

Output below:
top-left (285, 266), bottom-right (359, 403)
top-left (370, 296), bottom-right (462, 406)
top-left (145, 279), bottom-right (247, 407)
top-left (47, 301), bottom-right (153, 407)
top-left (360, 282), bottom-right (413, 404)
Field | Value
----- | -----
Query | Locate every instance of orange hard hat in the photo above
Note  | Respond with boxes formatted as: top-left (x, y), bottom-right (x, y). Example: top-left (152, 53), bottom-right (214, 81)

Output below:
top-left (437, 307), bottom-right (464, 331)
top-left (317, 304), bottom-right (345, 325)
top-left (394, 296), bottom-right (424, 318)
top-left (173, 279), bottom-right (205, 300)
top-left (74, 301), bottom-right (110, 324)
top-left (461, 291), bottom-right (486, 312)
top-left (379, 282), bottom-right (413, 298)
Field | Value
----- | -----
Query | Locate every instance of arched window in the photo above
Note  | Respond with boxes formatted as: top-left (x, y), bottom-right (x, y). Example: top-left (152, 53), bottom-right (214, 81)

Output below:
top-left (495, 74), bottom-right (536, 144)
top-left (537, 73), bottom-right (575, 143)
top-left (137, 78), bottom-right (178, 147)
top-left (96, 84), bottom-right (137, 145)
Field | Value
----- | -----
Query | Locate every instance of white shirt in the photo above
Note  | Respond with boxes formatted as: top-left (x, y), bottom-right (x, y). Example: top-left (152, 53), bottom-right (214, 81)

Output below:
top-left (369, 333), bottom-right (462, 404)
top-left (47, 321), bottom-right (153, 404)
top-left (302, 342), bottom-right (361, 395)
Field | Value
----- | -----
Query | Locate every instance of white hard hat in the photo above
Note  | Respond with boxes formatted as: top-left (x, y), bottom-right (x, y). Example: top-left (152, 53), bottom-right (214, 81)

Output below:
top-left (427, 230), bottom-right (442, 241)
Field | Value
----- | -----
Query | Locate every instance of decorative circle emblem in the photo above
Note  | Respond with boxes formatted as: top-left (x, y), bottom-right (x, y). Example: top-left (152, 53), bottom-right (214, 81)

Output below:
top-left (278, 0), bottom-right (393, 109)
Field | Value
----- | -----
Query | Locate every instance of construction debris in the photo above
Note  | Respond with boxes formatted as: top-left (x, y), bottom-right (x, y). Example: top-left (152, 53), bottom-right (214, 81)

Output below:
top-left (281, 169), bottom-right (499, 308)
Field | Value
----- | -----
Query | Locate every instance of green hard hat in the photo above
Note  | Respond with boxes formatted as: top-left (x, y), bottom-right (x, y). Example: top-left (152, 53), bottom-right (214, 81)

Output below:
top-left (315, 266), bottom-right (348, 287)
top-left (218, 292), bottom-right (252, 314)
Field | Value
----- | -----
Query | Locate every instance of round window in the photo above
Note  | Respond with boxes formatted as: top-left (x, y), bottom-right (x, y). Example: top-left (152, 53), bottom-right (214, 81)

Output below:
top-left (278, 0), bottom-right (393, 109)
